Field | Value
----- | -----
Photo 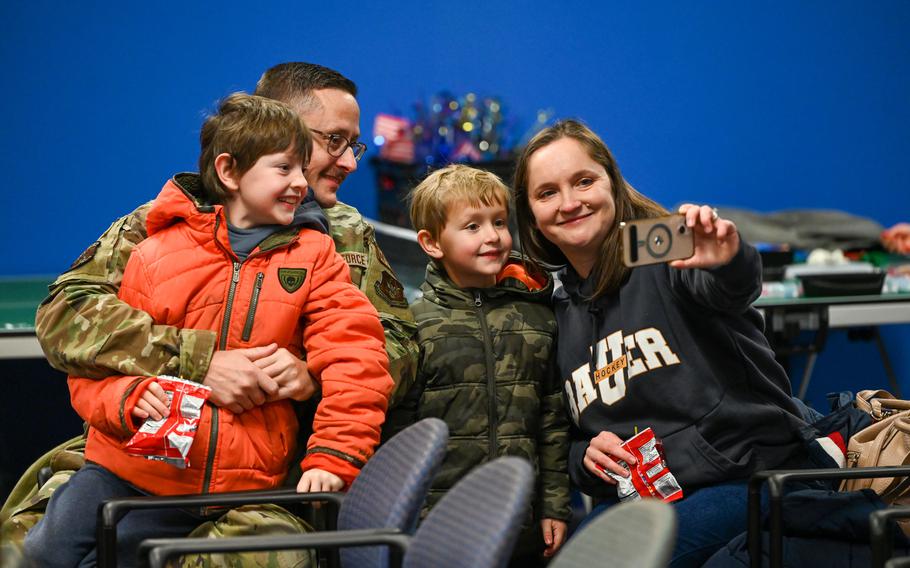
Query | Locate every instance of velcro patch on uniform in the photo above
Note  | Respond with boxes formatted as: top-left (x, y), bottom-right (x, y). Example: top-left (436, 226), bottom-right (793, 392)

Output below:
top-left (374, 270), bottom-right (409, 308)
top-left (278, 268), bottom-right (307, 293)
top-left (69, 241), bottom-right (100, 271)
top-left (340, 251), bottom-right (368, 269)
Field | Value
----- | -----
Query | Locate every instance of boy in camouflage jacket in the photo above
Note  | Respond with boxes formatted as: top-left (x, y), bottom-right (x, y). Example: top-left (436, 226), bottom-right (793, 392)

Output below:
top-left (385, 165), bottom-right (571, 566)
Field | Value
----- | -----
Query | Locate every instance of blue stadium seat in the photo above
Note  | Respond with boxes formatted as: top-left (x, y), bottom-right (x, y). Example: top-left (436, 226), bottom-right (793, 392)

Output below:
top-left (140, 456), bottom-right (534, 568)
top-left (550, 499), bottom-right (676, 568)
top-left (98, 417), bottom-right (449, 568)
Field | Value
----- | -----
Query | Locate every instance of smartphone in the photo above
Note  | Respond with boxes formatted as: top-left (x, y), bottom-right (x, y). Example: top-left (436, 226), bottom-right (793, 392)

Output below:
top-left (621, 214), bottom-right (694, 267)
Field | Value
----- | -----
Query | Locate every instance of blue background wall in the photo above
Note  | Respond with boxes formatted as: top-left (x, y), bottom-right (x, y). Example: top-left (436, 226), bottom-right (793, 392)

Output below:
top-left (1, 1), bottom-right (908, 408)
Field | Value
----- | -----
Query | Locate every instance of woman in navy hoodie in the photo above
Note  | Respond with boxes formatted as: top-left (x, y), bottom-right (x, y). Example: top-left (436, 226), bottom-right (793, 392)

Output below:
top-left (512, 119), bottom-right (812, 567)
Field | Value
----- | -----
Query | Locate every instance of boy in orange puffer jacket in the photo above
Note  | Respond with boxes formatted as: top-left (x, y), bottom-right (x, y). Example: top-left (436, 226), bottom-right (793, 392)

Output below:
top-left (24, 93), bottom-right (393, 567)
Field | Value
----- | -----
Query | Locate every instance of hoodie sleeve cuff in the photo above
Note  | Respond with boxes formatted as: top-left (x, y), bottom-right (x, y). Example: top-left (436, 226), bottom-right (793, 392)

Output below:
top-left (705, 239), bottom-right (762, 302)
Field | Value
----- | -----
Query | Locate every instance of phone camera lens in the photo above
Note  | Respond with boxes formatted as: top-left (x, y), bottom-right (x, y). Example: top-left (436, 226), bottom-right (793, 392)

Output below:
top-left (678, 225), bottom-right (686, 234)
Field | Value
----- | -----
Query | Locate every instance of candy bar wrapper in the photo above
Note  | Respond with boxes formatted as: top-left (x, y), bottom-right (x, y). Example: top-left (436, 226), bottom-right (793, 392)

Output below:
top-left (125, 376), bottom-right (212, 469)
top-left (601, 427), bottom-right (683, 503)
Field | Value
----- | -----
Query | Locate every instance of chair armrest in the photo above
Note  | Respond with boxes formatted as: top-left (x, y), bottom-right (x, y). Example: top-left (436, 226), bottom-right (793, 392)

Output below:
top-left (140, 528), bottom-right (410, 568)
top-left (871, 507), bottom-right (910, 568)
top-left (748, 466), bottom-right (910, 568)
top-left (99, 488), bottom-right (344, 568)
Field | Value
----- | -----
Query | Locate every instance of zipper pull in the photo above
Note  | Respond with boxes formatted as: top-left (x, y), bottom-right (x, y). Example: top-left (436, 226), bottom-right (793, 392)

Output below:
top-left (473, 291), bottom-right (482, 307)
top-left (232, 262), bottom-right (241, 283)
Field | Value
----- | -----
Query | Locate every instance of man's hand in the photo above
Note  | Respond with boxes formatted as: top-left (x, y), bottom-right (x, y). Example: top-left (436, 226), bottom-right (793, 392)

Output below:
top-left (203, 344), bottom-right (280, 413)
top-left (297, 468), bottom-right (344, 492)
top-left (252, 347), bottom-right (317, 402)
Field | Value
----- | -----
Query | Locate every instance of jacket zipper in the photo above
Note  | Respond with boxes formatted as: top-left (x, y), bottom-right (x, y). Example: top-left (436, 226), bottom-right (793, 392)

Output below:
top-left (202, 220), bottom-right (298, 494)
top-left (202, 260), bottom-right (241, 493)
top-left (474, 291), bottom-right (499, 461)
top-left (219, 262), bottom-right (242, 350)
top-left (241, 272), bottom-right (265, 341)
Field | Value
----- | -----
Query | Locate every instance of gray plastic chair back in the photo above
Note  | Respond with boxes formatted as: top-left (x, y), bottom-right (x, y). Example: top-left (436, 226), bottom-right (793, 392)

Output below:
top-left (550, 499), bottom-right (677, 568)
top-left (403, 456), bottom-right (533, 568)
top-left (338, 417), bottom-right (448, 567)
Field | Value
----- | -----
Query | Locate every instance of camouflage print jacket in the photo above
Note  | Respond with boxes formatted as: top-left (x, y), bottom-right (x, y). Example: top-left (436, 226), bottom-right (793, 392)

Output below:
top-left (34, 185), bottom-right (418, 403)
top-left (323, 203), bottom-right (418, 404)
top-left (384, 257), bottom-right (571, 522)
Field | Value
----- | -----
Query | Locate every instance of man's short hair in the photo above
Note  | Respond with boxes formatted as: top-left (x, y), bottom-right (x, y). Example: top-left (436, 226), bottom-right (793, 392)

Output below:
top-left (198, 93), bottom-right (312, 204)
top-left (409, 164), bottom-right (511, 237)
top-left (254, 62), bottom-right (358, 112)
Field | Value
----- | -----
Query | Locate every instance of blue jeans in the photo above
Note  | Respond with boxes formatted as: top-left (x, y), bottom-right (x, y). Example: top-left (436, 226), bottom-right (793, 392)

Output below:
top-left (791, 396), bottom-right (824, 424)
top-left (24, 463), bottom-right (211, 568)
top-left (575, 480), bottom-right (762, 568)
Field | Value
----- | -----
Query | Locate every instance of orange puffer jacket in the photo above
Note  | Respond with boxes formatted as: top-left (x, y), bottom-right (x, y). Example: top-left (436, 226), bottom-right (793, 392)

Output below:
top-left (68, 176), bottom-right (392, 495)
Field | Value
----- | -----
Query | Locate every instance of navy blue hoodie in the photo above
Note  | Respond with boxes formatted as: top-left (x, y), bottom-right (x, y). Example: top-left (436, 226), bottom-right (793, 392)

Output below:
top-left (554, 241), bottom-right (812, 498)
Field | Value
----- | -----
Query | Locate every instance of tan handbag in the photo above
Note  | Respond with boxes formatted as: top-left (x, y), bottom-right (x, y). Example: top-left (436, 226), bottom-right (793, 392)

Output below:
top-left (853, 389), bottom-right (910, 421)
top-left (841, 390), bottom-right (910, 501)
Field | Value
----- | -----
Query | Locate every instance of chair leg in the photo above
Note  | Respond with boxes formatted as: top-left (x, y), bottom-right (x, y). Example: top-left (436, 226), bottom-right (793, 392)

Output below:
top-left (796, 352), bottom-right (818, 401)
top-left (873, 328), bottom-right (902, 398)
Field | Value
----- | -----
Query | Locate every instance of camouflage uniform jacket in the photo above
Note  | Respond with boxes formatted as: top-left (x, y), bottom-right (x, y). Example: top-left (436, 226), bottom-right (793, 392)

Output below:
top-left (385, 257), bottom-right (571, 522)
top-left (34, 191), bottom-right (417, 403)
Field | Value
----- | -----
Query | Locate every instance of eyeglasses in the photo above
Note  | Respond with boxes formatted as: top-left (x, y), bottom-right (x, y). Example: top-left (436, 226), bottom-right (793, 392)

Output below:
top-left (309, 129), bottom-right (367, 161)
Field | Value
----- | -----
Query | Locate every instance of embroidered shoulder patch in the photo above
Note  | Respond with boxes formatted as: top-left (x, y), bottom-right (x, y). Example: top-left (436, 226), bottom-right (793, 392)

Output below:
top-left (278, 268), bottom-right (307, 293)
top-left (340, 251), bottom-right (368, 269)
top-left (69, 241), bottom-right (101, 271)
top-left (374, 270), bottom-right (408, 308)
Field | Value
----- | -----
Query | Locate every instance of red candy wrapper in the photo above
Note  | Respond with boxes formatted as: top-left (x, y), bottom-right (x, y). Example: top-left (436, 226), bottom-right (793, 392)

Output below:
top-left (125, 376), bottom-right (212, 469)
top-left (598, 427), bottom-right (683, 503)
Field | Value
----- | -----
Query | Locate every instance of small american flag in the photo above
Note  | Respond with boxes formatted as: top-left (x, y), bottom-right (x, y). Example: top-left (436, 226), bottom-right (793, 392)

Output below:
top-left (374, 113), bottom-right (414, 163)
top-left (451, 140), bottom-right (482, 162)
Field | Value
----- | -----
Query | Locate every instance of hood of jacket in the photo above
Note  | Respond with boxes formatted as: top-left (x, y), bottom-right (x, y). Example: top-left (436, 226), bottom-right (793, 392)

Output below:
top-left (419, 252), bottom-right (553, 308)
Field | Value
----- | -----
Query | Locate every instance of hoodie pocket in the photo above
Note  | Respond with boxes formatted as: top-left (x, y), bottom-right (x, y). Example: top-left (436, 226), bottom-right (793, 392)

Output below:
top-left (663, 423), bottom-right (753, 489)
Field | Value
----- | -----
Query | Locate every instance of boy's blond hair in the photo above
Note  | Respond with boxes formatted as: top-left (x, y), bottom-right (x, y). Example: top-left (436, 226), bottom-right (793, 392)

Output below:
top-left (408, 164), bottom-right (511, 237)
top-left (199, 92), bottom-right (312, 204)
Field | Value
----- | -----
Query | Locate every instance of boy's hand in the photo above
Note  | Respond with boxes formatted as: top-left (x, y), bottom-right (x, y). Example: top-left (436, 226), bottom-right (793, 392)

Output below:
top-left (204, 344), bottom-right (281, 413)
top-left (541, 518), bottom-right (568, 558)
top-left (252, 347), bottom-right (318, 402)
top-left (670, 203), bottom-right (740, 270)
top-left (131, 380), bottom-right (170, 421)
top-left (297, 468), bottom-right (344, 493)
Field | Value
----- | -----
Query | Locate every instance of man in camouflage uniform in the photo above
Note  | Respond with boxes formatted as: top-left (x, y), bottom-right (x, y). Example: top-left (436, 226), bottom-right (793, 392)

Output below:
top-left (1, 62), bottom-right (417, 567)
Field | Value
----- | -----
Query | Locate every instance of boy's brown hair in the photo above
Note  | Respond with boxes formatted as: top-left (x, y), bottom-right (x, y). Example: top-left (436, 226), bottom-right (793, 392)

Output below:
top-left (408, 164), bottom-right (511, 237)
top-left (198, 92), bottom-right (312, 204)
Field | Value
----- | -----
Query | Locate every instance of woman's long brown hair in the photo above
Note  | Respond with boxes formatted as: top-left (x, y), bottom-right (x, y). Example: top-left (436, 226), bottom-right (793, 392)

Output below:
top-left (513, 119), bottom-right (668, 298)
